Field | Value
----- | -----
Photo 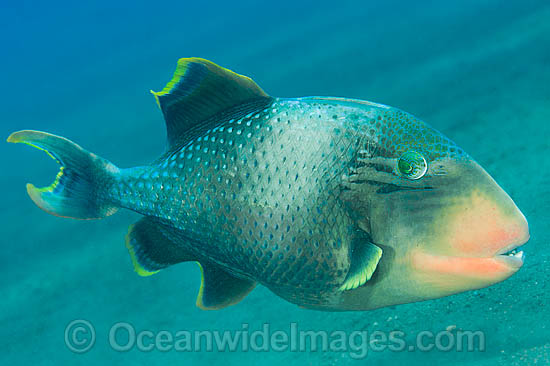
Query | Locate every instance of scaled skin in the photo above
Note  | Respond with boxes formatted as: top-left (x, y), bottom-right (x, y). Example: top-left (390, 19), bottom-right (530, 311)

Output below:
top-left (105, 97), bottom-right (529, 310)
top-left (8, 69), bottom-right (530, 311)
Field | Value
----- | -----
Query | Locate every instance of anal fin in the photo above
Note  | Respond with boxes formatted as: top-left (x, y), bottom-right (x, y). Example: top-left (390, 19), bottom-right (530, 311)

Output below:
top-left (196, 262), bottom-right (256, 310)
top-left (197, 262), bottom-right (256, 310)
top-left (126, 217), bottom-right (256, 309)
top-left (125, 217), bottom-right (194, 276)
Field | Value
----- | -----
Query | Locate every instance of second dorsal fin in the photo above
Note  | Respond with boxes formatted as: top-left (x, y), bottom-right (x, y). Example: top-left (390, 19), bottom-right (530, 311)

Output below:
top-left (151, 58), bottom-right (271, 146)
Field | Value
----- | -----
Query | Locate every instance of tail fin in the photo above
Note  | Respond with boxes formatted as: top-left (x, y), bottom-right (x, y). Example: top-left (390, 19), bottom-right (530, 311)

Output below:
top-left (7, 130), bottom-right (119, 220)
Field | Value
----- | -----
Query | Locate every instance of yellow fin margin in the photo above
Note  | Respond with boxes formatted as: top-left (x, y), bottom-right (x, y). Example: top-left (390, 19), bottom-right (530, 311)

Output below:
top-left (339, 245), bottom-right (383, 291)
top-left (125, 225), bottom-right (160, 277)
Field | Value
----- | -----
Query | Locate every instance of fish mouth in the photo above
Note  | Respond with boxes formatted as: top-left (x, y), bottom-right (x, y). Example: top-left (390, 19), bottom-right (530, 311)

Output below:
top-left (492, 234), bottom-right (529, 269)
top-left (411, 231), bottom-right (529, 283)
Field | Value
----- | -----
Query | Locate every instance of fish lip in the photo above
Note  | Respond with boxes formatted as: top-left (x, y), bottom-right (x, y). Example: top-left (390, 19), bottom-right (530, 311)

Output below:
top-left (410, 248), bottom-right (525, 279)
top-left (493, 253), bottom-right (525, 269)
top-left (491, 232), bottom-right (529, 270)
top-left (494, 233), bottom-right (530, 256)
top-left (411, 232), bottom-right (530, 276)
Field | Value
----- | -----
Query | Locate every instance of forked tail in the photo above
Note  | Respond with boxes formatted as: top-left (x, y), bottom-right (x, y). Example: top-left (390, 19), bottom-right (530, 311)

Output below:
top-left (7, 130), bottom-right (119, 219)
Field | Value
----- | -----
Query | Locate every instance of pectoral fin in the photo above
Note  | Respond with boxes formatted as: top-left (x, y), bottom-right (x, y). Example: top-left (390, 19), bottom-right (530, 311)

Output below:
top-left (339, 240), bottom-right (383, 291)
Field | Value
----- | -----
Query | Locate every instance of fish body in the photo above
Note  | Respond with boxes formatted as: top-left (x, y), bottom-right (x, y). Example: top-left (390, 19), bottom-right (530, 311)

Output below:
top-left (8, 58), bottom-right (529, 311)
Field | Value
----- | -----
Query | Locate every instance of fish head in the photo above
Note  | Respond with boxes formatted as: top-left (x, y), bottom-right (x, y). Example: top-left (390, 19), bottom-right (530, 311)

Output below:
top-left (342, 108), bottom-right (529, 309)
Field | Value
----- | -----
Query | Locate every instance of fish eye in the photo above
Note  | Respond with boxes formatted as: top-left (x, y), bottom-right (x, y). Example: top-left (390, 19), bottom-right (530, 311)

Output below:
top-left (397, 151), bottom-right (427, 180)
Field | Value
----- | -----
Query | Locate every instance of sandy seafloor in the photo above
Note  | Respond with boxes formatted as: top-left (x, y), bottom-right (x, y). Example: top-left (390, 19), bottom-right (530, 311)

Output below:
top-left (1, 0), bottom-right (550, 365)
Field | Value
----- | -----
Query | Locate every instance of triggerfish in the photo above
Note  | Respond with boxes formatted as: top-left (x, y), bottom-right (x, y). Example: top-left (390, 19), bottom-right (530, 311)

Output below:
top-left (8, 58), bottom-right (529, 310)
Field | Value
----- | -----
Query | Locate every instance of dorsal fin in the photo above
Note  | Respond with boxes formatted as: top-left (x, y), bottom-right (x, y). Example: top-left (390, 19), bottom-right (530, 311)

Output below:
top-left (151, 58), bottom-right (271, 146)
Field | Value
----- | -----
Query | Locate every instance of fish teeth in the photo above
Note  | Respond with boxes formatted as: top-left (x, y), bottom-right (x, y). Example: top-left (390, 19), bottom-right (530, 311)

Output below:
top-left (506, 250), bottom-right (525, 259)
top-left (505, 247), bottom-right (524, 256)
